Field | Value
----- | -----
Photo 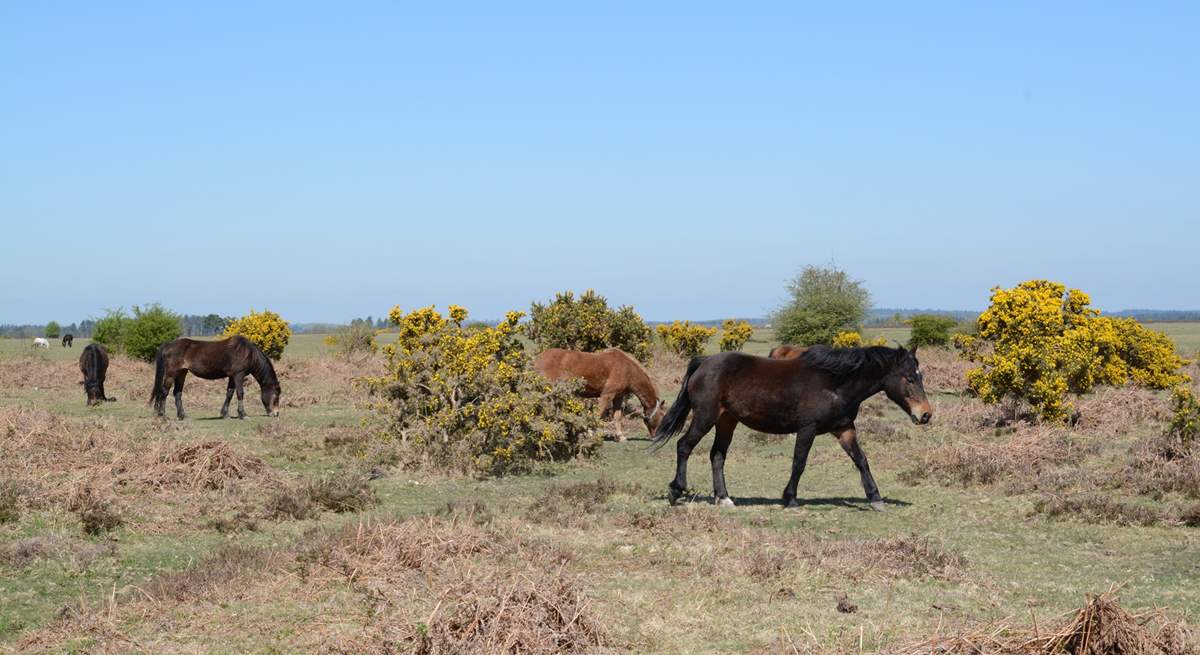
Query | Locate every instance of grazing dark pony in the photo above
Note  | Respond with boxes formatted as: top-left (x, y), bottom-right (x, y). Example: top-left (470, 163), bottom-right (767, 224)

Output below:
top-left (150, 335), bottom-right (281, 420)
top-left (652, 345), bottom-right (932, 509)
top-left (62, 334), bottom-right (74, 347)
top-left (79, 343), bottom-right (115, 406)
top-left (767, 344), bottom-right (806, 359)
top-left (534, 347), bottom-right (666, 441)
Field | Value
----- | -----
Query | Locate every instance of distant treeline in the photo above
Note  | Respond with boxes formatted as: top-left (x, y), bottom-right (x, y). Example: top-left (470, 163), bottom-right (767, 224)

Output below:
top-left (1, 314), bottom-right (231, 339)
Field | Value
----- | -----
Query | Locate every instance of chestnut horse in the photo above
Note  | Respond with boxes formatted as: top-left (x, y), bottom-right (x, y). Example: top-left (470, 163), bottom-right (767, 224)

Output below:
top-left (79, 343), bottom-right (116, 406)
top-left (151, 335), bottom-right (281, 420)
top-left (767, 344), bottom-right (807, 359)
top-left (652, 345), bottom-right (932, 509)
top-left (534, 348), bottom-right (666, 441)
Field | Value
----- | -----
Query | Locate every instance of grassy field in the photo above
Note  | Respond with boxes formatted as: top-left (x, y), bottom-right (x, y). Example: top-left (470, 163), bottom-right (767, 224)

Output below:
top-left (1, 328), bottom-right (1198, 653)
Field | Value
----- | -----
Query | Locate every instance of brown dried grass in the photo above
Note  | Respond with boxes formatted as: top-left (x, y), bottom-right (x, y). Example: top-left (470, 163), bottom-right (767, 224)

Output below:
top-left (113, 439), bottom-right (276, 491)
top-left (900, 426), bottom-right (1095, 489)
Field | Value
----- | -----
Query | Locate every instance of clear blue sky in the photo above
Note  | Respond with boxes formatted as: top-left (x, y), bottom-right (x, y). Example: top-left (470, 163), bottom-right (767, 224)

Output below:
top-left (2, 2), bottom-right (1196, 324)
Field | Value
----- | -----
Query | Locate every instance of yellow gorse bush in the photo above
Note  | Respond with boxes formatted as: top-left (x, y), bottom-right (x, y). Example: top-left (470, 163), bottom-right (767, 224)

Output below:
top-left (656, 321), bottom-right (717, 358)
top-left (526, 290), bottom-right (652, 362)
top-left (831, 331), bottom-right (887, 348)
top-left (957, 280), bottom-right (1190, 422)
top-left (364, 305), bottom-right (601, 476)
top-left (719, 320), bottom-right (754, 352)
top-left (223, 309), bottom-right (292, 360)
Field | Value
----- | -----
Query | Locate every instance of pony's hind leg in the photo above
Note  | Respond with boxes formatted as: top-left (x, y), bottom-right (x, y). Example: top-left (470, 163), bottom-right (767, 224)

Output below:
top-left (668, 406), bottom-right (718, 506)
top-left (834, 425), bottom-right (885, 510)
top-left (710, 412), bottom-right (738, 506)
top-left (221, 378), bottom-right (235, 418)
top-left (782, 426), bottom-right (818, 508)
top-left (172, 371), bottom-right (188, 420)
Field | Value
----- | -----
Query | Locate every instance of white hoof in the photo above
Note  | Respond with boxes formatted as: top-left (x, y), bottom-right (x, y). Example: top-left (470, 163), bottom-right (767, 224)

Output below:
top-left (715, 496), bottom-right (735, 507)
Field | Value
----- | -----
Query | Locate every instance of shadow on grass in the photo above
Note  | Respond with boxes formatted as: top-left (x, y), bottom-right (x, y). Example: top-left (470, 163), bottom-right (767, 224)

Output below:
top-left (653, 493), bottom-right (913, 511)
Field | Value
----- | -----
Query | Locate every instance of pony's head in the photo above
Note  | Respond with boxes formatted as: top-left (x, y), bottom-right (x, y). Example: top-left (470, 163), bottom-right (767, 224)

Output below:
top-left (261, 380), bottom-right (281, 417)
top-left (881, 346), bottom-right (932, 425)
top-left (643, 399), bottom-right (667, 436)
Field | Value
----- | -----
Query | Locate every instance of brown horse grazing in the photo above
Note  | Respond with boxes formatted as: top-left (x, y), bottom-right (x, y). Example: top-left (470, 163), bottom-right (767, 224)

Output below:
top-left (652, 345), bottom-right (932, 509)
top-left (150, 335), bottom-right (281, 420)
top-left (79, 343), bottom-right (115, 406)
top-left (534, 348), bottom-right (666, 441)
top-left (767, 344), bottom-right (807, 359)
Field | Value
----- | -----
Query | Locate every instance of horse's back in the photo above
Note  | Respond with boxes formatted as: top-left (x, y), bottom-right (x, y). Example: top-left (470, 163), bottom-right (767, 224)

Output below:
top-left (533, 348), bottom-right (614, 395)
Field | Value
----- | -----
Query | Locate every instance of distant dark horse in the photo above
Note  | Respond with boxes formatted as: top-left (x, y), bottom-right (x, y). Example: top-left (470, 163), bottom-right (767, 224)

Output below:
top-left (62, 334), bottom-right (74, 347)
top-left (652, 345), bottom-right (932, 509)
top-left (150, 335), bottom-right (281, 420)
top-left (79, 343), bottom-right (116, 405)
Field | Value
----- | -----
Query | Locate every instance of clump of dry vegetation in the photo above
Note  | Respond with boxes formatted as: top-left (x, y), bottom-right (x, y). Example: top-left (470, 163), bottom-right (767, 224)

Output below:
top-left (899, 427), bottom-right (1094, 489)
top-left (263, 471), bottom-right (379, 520)
top-left (65, 485), bottom-right (122, 535)
top-left (525, 477), bottom-right (643, 527)
top-left (896, 590), bottom-right (1195, 655)
top-left (0, 534), bottom-right (113, 570)
top-left (115, 439), bottom-right (275, 491)
top-left (0, 477), bottom-right (26, 524)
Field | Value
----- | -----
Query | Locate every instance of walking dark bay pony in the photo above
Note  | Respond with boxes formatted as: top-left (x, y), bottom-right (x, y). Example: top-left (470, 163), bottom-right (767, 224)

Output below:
top-left (79, 343), bottom-right (115, 406)
top-left (652, 345), bottom-right (932, 509)
top-left (534, 347), bottom-right (666, 441)
top-left (150, 335), bottom-right (281, 420)
top-left (62, 334), bottom-right (74, 347)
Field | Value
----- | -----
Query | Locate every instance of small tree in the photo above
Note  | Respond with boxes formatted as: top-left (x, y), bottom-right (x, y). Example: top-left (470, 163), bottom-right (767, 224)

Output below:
top-left (124, 304), bottom-right (183, 362)
top-left (772, 265), bottom-right (871, 346)
top-left (719, 320), bottom-right (754, 352)
top-left (44, 321), bottom-right (61, 339)
top-left (92, 309), bottom-right (130, 353)
top-left (908, 314), bottom-right (957, 348)
top-left (224, 310), bottom-right (292, 360)
top-left (527, 290), bottom-right (652, 361)
top-left (656, 321), bottom-right (717, 358)
top-left (324, 322), bottom-right (378, 356)
top-left (202, 314), bottom-right (228, 335)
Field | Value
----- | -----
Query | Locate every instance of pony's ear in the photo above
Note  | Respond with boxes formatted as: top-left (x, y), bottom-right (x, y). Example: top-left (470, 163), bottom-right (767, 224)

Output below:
top-left (910, 343), bottom-right (919, 356)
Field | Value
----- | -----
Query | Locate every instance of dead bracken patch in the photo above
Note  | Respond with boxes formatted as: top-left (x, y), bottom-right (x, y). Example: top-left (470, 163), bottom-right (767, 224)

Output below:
top-left (525, 477), bottom-right (643, 527)
top-left (115, 439), bottom-right (275, 490)
top-left (1032, 493), bottom-right (1164, 527)
top-left (896, 590), bottom-right (1195, 655)
top-left (899, 427), bottom-right (1094, 489)
top-left (0, 533), bottom-right (112, 570)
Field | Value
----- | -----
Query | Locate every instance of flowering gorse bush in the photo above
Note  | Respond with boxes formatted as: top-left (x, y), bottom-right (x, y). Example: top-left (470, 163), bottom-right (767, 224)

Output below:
top-left (956, 280), bottom-right (1189, 422)
top-left (831, 331), bottom-right (887, 349)
top-left (719, 320), bottom-right (754, 352)
top-left (364, 305), bottom-right (602, 477)
top-left (223, 309), bottom-right (292, 360)
top-left (526, 290), bottom-right (652, 361)
top-left (656, 321), bottom-right (717, 358)
top-left (1167, 386), bottom-right (1199, 450)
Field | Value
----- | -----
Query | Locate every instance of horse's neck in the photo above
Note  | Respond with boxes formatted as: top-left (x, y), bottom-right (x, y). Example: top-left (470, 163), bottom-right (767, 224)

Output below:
top-left (837, 370), bottom-right (886, 405)
top-left (626, 367), bottom-right (658, 410)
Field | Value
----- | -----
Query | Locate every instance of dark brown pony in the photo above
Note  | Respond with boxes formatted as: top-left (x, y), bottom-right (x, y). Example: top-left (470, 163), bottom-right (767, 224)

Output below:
top-left (79, 343), bottom-right (115, 406)
top-left (62, 334), bottom-right (74, 347)
top-left (652, 345), bottom-right (932, 509)
top-left (150, 335), bottom-right (281, 420)
top-left (534, 347), bottom-right (666, 441)
top-left (767, 344), bottom-right (807, 359)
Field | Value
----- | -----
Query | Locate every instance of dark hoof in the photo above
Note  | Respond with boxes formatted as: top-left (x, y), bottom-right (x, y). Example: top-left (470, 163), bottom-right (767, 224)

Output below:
top-left (783, 496), bottom-right (801, 509)
top-left (668, 486), bottom-right (684, 506)
top-left (870, 501), bottom-right (887, 512)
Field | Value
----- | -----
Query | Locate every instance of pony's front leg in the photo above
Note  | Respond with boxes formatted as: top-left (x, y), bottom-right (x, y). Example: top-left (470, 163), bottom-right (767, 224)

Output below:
top-left (597, 392), bottom-right (624, 442)
top-left (221, 378), bottom-right (235, 418)
top-left (834, 425), bottom-right (885, 510)
top-left (782, 426), bottom-right (817, 508)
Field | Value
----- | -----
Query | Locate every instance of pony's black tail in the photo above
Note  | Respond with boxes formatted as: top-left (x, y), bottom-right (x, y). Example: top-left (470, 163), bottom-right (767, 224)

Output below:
top-left (650, 356), bottom-right (705, 449)
top-left (149, 345), bottom-right (166, 406)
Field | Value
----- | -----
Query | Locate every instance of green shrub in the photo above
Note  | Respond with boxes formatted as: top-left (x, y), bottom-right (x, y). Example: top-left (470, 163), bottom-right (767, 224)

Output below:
top-left (124, 304), bottom-right (183, 362)
top-left (365, 305), bottom-right (602, 477)
top-left (223, 310), bottom-right (292, 360)
top-left (656, 321), bottom-right (717, 358)
top-left (908, 314), bottom-right (957, 348)
top-left (1168, 387), bottom-right (1200, 450)
top-left (44, 321), bottom-right (61, 339)
top-left (324, 323), bottom-right (378, 356)
top-left (527, 290), bottom-right (652, 361)
top-left (719, 320), bottom-right (754, 352)
top-left (772, 265), bottom-right (871, 346)
top-left (92, 308), bottom-right (130, 353)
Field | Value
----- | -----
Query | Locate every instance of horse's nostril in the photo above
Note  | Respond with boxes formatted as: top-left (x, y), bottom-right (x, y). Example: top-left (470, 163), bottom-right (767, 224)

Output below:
top-left (920, 412), bottom-right (932, 424)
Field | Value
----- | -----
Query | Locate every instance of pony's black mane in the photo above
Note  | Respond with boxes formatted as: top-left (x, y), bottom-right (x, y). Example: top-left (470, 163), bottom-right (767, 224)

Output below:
top-left (799, 345), bottom-right (906, 377)
top-left (234, 335), bottom-right (279, 389)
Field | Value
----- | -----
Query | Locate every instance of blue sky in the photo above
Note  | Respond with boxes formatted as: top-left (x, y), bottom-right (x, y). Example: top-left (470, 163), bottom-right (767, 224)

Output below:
top-left (2, 2), bottom-right (1197, 324)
